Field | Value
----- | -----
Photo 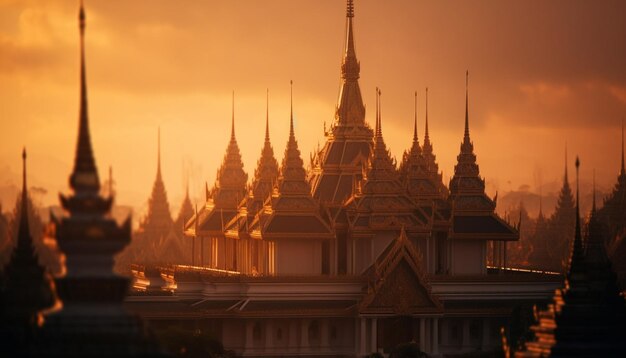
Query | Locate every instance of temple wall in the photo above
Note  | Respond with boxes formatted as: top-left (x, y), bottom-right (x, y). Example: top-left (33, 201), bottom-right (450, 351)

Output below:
top-left (275, 239), bottom-right (322, 275)
top-left (451, 240), bottom-right (486, 275)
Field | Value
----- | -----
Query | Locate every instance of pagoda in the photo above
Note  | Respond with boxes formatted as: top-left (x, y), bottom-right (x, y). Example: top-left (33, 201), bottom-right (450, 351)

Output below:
top-left (344, 89), bottom-right (430, 274)
top-left (398, 89), bottom-right (451, 274)
top-left (308, 0), bottom-right (374, 205)
top-left (0, 149), bottom-right (55, 355)
top-left (249, 83), bottom-right (334, 275)
top-left (35, 4), bottom-right (166, 355)
top-left (447, 72), bottom-right (518, 275)
top-left (514, 158), bottom-right (626, 357)
top-left (186, 94), bottom-right (248, 270)
top-left (546, 149), bottom-right (576, 272)
top-left (224, 90), bottom-right (279, 275)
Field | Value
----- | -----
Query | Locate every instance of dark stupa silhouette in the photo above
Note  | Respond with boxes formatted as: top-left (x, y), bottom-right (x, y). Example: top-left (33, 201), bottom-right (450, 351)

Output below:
top-left (0, 149), bottom-right (55, 355)
top-left (34, 2), bottom-right (167, 356)
top-left (514, 158), bottom-right (626, 357)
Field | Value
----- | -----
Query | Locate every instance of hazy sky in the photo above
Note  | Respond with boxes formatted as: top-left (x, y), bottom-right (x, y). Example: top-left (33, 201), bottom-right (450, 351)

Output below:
top-left (1, 0), bottom-right (625, 219)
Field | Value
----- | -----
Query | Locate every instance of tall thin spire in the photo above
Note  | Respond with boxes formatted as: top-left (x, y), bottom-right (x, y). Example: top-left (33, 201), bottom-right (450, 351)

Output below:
top-left (265, 89), bottom-right (270, 142)
top-left (571, 156), bottom-right (583, 266)
top-left (289, 80), bottom-right (294, 139)
top-left (564, 143), bottom-right (569, 182)
top-left (424, 87), bottom-right (430, 144)
top-left (157, 127), bottom-right (162, 179)
top-left (464, 70), bottom-right (470, 141)
top-left (620, 119), bottom-right (626, 176)
top-left (70, 0), bottom-right (99, 193)
top-left (344, 0), bottom-right (357, 69)
top-left (413, 91), bottom-right (418, 143)
top-left (19, 148), bottom-right (30, 240)
top-left (231, 91), bottom-right (235, 141)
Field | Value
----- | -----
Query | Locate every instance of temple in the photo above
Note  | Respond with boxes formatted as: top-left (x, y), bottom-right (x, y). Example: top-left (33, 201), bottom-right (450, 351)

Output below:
top-left (127, 1), bottom-right (563, 357)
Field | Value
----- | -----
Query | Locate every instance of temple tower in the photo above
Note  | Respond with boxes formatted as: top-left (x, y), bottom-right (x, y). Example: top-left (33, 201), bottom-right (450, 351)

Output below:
top-left (250, 83), bottom-right (334, 275)
top-left (186, 93), bottom-right (248, 270)
top-left (224, 90), bottom-right (279, 274)
top-left (0, 149), bottom-right (55, 355)
top-left (308, 0), bottom-right (374, 204)
top-left (36, 3), bottom-right (165, 355)
top-left (448, 72), bottom-right (517, 275)
top-left (343, 89), bottom-right (430, 274)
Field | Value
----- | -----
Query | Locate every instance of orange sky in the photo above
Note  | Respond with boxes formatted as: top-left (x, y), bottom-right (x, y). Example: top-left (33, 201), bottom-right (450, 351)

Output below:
top-left (1, 0), bottom-right (625, 219)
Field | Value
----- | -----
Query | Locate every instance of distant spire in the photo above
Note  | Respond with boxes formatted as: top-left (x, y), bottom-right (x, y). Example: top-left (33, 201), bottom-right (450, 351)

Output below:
top-left (157, 127), bottom-right (162, 180)
top-left (564, 143), bottom-right (569, 183)
top-left (289, 80), bottom-right (295, 139)
top-left (464, 70), bottom-right (470, 142)
top-left (344, 0), bottom-right (356, 66)
top-left (19, 148), bottom-right (30, 241)
top-left (108, 165), bottom-right (113, 196)
top-left (231, 91), bottom-right (235, 141)
top-left (265, 88), bottom-right (270, 142)
top-left (538, 186), bottom-right (544, 218)
top-left (375, 87), bottom-right (381, 137)
top-left (424, 87), bottom-right (431, 145)
top-left (571, 156), bottom-right (583, 266)
top-left (70, 0), bottom-right (99, 193)
top-left (620, 119), bottom-right (626, 176)
top-left (413, 91), bottom-right (418, 143)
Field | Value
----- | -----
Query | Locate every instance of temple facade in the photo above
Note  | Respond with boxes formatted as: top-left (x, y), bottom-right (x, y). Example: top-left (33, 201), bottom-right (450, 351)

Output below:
top-left (128, 1), bottom-right (564, 357)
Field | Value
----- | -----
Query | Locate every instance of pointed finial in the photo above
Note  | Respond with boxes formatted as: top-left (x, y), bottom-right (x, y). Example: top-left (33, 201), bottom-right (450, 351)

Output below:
top-left (347, 0), bottom-right (354, 18)
top-left (109, 165), bottom-right (113, 196)
top-left (413, 91), bottom-right (418, 143)
top-left (18, 147), bottom-right (32, 242)
top-left (376, 87), bottom-right (383, 137)
top-left (571, 156), bottom-right (583, 263)
top-left (70, 0), bottom-right (100, 193)
top-left (424, 87), bottom-right (430, 142)
top-left (22, 147), bottom-right (27, 205)
top-left (231, 90), bottom-right (235, 141)
top-left (157, 127), bottom-right (161, 177)
top-left (464, 70), bottom-right (470, 140)
top-left (265, 88), bottom-right (270, 142)
top-left (205, 181), bottom-right (209, 201)
top-left (564, 143), bottom-right (569, 182)
top-left (289, 80), bottom-right (295, 138)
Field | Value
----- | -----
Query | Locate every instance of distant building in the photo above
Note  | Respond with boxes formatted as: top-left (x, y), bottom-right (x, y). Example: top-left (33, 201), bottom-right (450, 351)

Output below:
top-left (513, 159), bottom-right (626, 357)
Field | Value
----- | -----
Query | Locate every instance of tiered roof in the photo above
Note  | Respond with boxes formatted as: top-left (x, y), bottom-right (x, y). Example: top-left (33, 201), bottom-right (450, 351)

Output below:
top-left (189, 95), bottom-right (248, 236)
top-left (399, 89), bottom-right (449, 223)
top-left (448, 73), bottom-right (517, 241)
top-left (309, 0), bottom-right (374, 205)
top-left (251, 84), bottom-right (333, 241)
top-left (140, 129), bottom-right (173, 239)
top-left (225, 91), bottom-right (279, 240)
top-left (344, 90), bottom-right (430, 233)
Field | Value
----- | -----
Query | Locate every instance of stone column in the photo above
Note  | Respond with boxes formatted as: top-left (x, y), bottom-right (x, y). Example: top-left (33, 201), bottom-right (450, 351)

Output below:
top-left (419, 318), bottom-right (426, 351)
top-left (462, 319), bottom-right (470, 349)
top-left (482, 318), bottom-right (490, 349)
top-left (359, 317), bottom-right (367, 356)
top-left (370, 318), bottom-right (378, 354)
top-left (321, 319), bottom-right (330, 349)
top-left (265, 320), bottom-right (273, 352)
top-left (288, 320), bottom-right (298, 354)
top-left (432, 318), bottom-right (440, 355)
top-left (245, 320), bottom-right (254, 353)
top-left (300, 319), bottom-right (309, 352)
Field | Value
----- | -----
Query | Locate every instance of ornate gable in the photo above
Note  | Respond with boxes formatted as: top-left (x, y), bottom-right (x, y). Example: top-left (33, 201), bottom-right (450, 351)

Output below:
top-left (360, 229), bottom-right (442, 315)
